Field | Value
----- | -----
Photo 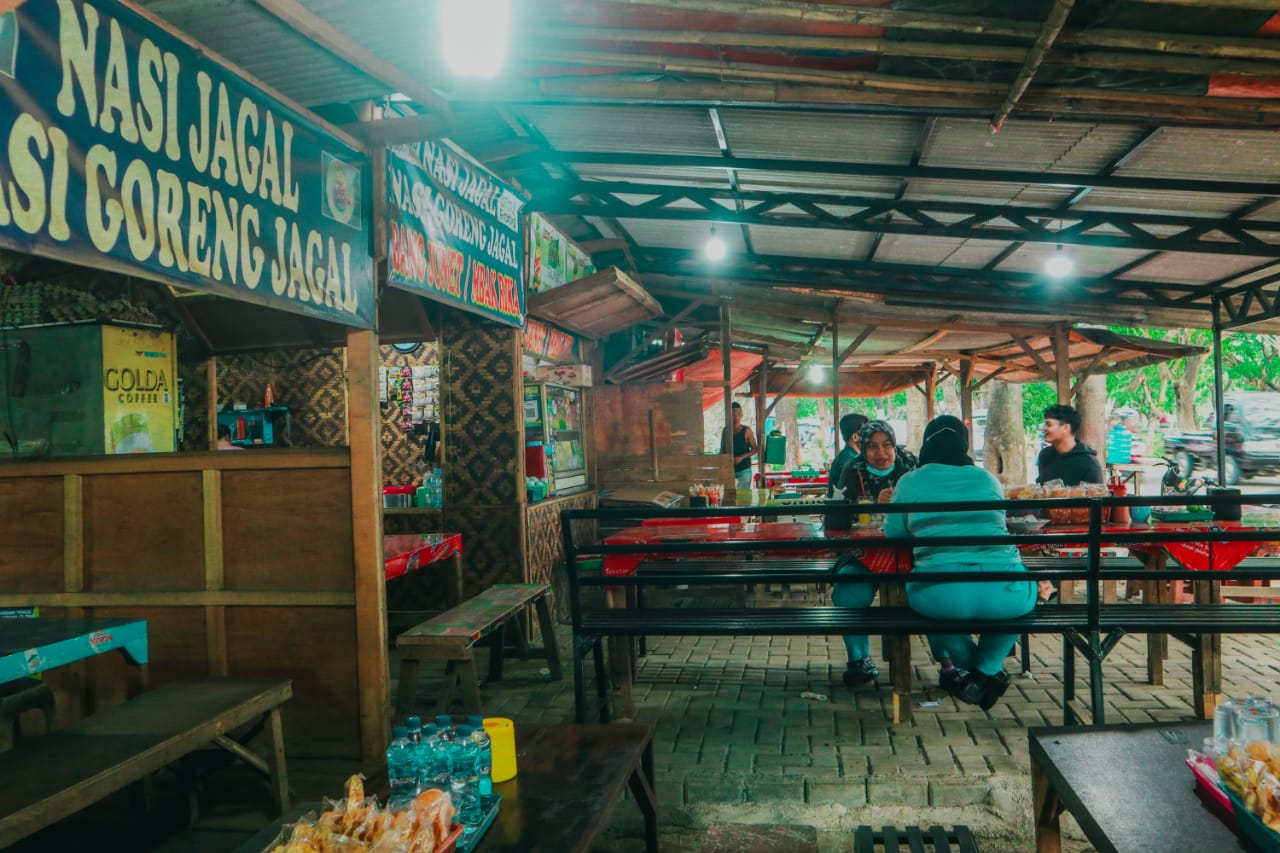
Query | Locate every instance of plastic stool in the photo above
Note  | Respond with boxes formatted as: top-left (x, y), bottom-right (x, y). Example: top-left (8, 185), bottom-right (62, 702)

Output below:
top-left (0, 678), bottom-right (57, 751)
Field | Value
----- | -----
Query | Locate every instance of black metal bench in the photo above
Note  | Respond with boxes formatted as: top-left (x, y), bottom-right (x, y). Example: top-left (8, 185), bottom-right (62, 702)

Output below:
top-left (562, 495), bottom-right (1280, 726)
top-left (853, 824), bottom-right (980, 853)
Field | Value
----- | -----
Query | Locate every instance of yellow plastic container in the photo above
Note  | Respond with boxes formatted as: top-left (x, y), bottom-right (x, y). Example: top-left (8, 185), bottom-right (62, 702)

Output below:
top-left (483, 717), bottom-right (517, 782)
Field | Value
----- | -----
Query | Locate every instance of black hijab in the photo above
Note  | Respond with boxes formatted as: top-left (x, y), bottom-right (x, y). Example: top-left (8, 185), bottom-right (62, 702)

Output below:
top-left (919, 415), bottom-right (974, 467)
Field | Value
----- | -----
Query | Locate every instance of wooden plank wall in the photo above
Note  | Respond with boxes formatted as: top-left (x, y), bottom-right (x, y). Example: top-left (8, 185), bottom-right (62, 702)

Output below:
top-left (0, 450), bottom-right (363, 758)
top-left (593, 382), bottom-right (733, 495)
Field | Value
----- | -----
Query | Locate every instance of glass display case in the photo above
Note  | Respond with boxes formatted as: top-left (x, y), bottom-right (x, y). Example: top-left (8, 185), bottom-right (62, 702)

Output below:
top-left (524, 382), bottom-right (587, 496)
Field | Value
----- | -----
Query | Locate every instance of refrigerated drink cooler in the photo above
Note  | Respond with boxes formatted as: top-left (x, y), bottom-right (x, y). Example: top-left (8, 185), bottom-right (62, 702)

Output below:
top-left (523, 382), bottom-right (587, 496)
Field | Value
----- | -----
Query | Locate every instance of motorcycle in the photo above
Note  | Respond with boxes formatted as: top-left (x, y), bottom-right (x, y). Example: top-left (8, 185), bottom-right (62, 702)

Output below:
top-left (1155, 456), bottom-right (1212, 497)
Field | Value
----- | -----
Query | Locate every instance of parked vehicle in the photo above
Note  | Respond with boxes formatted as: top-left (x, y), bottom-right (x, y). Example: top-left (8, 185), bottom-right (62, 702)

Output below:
top-left (1163, 393), bottom-right (1280, 485)
top-left (1154, 456), bottom-right (1208, 497)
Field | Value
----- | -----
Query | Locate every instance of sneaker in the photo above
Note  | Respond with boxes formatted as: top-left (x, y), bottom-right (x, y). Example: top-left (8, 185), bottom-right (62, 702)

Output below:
top-left (939, 666), bottom-right (967, 694)
top-left (978, 670), bottom-right (1012, 710)
top-left (843, 658), bottom-right (879, 688)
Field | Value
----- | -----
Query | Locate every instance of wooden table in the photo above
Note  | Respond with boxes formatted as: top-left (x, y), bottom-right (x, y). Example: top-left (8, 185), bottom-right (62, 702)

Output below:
top-left (237, 722), bottom-right (658, 853)
top-left (0, 617), bottom-right (148, 683)
top-left (384, 535), bottom-right (464, 639)
top-left (1029, 720), bottom-right (1249, 853)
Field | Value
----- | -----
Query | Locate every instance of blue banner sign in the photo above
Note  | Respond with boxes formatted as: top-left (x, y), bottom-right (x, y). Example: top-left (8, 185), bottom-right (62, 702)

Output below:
top-left (387, 141), bottom-right (525, 327)
top-left (0, 0), bottom-right (375, 328)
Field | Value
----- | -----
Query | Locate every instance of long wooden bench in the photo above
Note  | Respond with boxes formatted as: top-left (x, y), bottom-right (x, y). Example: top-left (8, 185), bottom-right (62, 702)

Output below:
top-left (0, 678), bottom-right (292, 848)
top-left (396, 583), bottom-right (562, 716)
top-left (563, 497), bottom-right (1280, 726)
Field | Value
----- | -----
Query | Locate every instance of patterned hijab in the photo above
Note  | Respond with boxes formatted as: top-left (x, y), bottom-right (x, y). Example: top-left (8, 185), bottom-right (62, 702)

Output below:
top-left (919, 414), bottom-right (975, 467)
top-left (838, 420), bottom-right (918, 500)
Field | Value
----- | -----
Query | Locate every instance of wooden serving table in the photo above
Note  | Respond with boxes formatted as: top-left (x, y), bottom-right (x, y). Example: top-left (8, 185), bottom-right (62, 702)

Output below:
top-left (1029, 720), bottom-right (1248, 853)
top-left (236, 722), bottom-right (658, 853)
top-left (0, 617), bottom-right (148, 684)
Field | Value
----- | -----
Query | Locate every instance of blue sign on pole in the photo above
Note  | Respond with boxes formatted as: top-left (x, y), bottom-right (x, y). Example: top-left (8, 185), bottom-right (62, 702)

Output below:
top-left (0, 0), bottom-right (375, 329)
top-left (386, 141), bottom-right (525, 327)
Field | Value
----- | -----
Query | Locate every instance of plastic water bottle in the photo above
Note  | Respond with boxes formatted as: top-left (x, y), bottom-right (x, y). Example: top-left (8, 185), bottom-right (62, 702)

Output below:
top-left (419, 723), bottom-right (448, 791)
top-left (386, 725), bottom-right (417, 807)
top-left (451, 724), bottom-right (481, 830)
top-left (467, 716), bottom-right (493, 798)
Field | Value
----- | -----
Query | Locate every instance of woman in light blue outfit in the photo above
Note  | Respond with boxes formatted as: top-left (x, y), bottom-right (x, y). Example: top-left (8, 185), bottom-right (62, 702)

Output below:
top-left (884, 415), bottom-right (1037, 710)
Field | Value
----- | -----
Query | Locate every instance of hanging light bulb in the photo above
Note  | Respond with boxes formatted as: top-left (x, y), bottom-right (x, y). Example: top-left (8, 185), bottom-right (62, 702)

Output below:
top-left (442, 0), bottom-right (511, 78)
top-left (1046, 244), bottom-right (1073, 279)
top-left (808, 364), bottom-right (825, 382)
top-left (704, 225), bottom-right (727, 262)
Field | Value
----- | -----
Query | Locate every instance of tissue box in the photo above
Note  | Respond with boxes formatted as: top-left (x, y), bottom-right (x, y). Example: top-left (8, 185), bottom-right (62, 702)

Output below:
top-left (535, 364), bottom-right (592, 386)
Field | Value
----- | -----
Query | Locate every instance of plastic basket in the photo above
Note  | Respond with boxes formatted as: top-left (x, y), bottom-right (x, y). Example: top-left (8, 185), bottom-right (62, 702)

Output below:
top-left (1225, 788), bottom-right (1280, 852)
top-left (435, 822), bottom-right (465, 853)
top-left (456, 793), bottom-right (502, 853)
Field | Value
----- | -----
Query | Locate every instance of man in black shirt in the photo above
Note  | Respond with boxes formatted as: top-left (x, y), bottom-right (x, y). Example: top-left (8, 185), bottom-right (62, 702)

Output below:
top-left (827, 413), bottom-right (869, 498)
top-left (1036, 404), bottom-right (1103, 486)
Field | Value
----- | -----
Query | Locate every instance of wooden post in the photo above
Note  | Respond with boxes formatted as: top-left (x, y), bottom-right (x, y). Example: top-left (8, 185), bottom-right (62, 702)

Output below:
top-left (720, 298), bottom-right (734, 470)
top-left (924, 365), bottom-right (937, 420)
top-left (831, 315), bottom-right (840, 459)
top-left (202, 470), bottom-right (228, 678)
top-left (62, 474), bottom-right (86, 724)
top-left (346, 329), bottom-right (389, 766)
top-left (959, 358), bottom-right (975, 447)
top-left (206, 358), bottom-right (219, 450)
top-left (755, 353), bottom-right (769, 485)
top-left (1053, 325), bottom-right (1072, 404)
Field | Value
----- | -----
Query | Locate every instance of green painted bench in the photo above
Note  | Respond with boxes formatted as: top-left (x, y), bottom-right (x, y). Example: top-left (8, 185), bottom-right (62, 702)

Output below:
top-left (395, 583), bottom-right (562, 716)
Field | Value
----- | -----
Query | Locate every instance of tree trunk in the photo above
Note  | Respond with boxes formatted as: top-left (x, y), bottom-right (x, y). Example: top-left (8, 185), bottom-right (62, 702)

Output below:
top-left (1076, 374), bottom-right (1108, 459)
top-left (984, 381), bottom-right (1026, 485)
top-left (905, 386), bottom-right (927, 452)
top-left (1177, 352), bottom-right (1206, 430)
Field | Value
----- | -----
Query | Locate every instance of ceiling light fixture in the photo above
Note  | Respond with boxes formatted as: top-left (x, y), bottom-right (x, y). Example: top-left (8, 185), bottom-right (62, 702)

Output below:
top-left (704, 225), bottom-right (727, 262)
top-left (442, 0), bottom-right (511, 78)
top-left (1045, 244), bottom-right (1074, 279)
top-left (808, 364), bottom-right (825, 382)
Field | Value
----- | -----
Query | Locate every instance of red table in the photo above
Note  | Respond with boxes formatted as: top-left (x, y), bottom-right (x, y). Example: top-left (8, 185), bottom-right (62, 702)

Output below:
top-left (603, 521), bottom-right (909, 577)
top-left (755, 471), bottom-right (829, 489)
top-left (383, 532), bottom-right (463, 605)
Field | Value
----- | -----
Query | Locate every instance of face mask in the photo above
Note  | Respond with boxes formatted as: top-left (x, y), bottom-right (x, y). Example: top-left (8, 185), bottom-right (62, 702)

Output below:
top-left (867, 463), bottom-right (894, 477)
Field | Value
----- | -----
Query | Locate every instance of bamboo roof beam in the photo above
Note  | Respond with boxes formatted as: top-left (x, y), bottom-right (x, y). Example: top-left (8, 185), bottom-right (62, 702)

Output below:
top-left (990, 0), bottom-right (1076, 133)
top-left (531, 26), bottom-right (1280, 79)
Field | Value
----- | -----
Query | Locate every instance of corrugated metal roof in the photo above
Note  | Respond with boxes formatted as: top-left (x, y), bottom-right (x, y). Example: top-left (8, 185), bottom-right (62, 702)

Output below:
top-left (141, 0), bottom-right (389, 107)
top-left (1118, 128), bottom-right (1280, 182)
top-left (901, 179), bottom-right (1071, 208)
top-left (615, 218), bottom-right (736, 253)
top-left (717, 110), bottom-right (928, 164)
top-left (745, 225), bottom-right (874, 261)
top-left (872, 234), bottom-right (970, 266)
top-left (572, 165), bottom-right (730, 189)
top-left (735, 172), bottom-right (901, 197)
top-left (519, 106), bottom-right (722, 156)
top-left (1119, 252), bottom-right (1275, 285)
top-left (992, 243), bottom-right (1155, 278)
top-left (1073, 189), bottom-right (1257, 218)
top-left (923, 119), bottom-right (1149, 174)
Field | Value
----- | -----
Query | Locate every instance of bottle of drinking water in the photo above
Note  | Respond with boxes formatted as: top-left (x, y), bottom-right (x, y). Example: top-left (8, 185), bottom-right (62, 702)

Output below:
top-left (386, 725), bottom-right (417, 807)
top-left (467, 715), bottom-right (493, 798)
top-left (451, 724), bottom-right (481, 830)
top-left (417, 722), bottom-right (446, 791)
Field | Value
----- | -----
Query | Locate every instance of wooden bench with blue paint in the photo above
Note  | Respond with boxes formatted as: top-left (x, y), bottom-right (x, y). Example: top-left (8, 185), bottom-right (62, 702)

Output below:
top-left (395, 583), bottom-right (562, 716)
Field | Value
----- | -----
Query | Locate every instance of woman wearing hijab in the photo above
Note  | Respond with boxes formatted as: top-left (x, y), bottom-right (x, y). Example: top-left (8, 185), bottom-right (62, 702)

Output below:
top-left (831, 420), bottom-right (918, 687)
top-left (885, 415), bottom-right (1037, 710)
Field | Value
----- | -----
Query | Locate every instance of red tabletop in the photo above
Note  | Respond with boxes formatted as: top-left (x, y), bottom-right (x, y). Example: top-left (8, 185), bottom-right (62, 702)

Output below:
top-left (603, 521), bottom-right (908, 576)
top-left (383, 532), bottom-right (463, 581)
top-left (1040, 521), bottom-right (1279, 572)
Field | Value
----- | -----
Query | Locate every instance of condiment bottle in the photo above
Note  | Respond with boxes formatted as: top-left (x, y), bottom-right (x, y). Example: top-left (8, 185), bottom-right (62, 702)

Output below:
top-left (1111, 484), bottom-right (1131, 524)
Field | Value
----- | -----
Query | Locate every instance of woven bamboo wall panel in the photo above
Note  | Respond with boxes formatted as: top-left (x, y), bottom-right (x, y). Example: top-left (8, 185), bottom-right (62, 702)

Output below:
top-left (443, 506), bottom-right (524, 596)
top-left (527, 493), bottom-right (597, 622)
top-left (222, 469), bottom-right (354, 592)
top-left (441, 314), bottom-right (522, 507)
top-left (0, 476), bottom-right (64, 592)
top-left (83, 473), bottom-right (205, 592)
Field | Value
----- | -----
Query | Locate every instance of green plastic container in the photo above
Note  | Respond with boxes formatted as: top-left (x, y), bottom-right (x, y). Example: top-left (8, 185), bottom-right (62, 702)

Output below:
top-left (764, 433), bottom-right (787, 465)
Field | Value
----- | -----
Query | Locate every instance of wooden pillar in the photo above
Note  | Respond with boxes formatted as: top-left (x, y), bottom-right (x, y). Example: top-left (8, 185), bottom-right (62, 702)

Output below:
top-left (959, 358), bottom-right (975, 448)
top-left (720, 298), bottom-right (733, 464)
top-left (831, 318), bottom-right (840, 459)
top-left (1053, 325), bottom-right (1072, 404)
top-left (206, 358), bottom-right (219, 450)
top-left (754, 356), bottom-right (768, 484)
top-left (924, 365), bottom-right (937, 421)
top-left (346, 329), bottom-right (389, 766)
